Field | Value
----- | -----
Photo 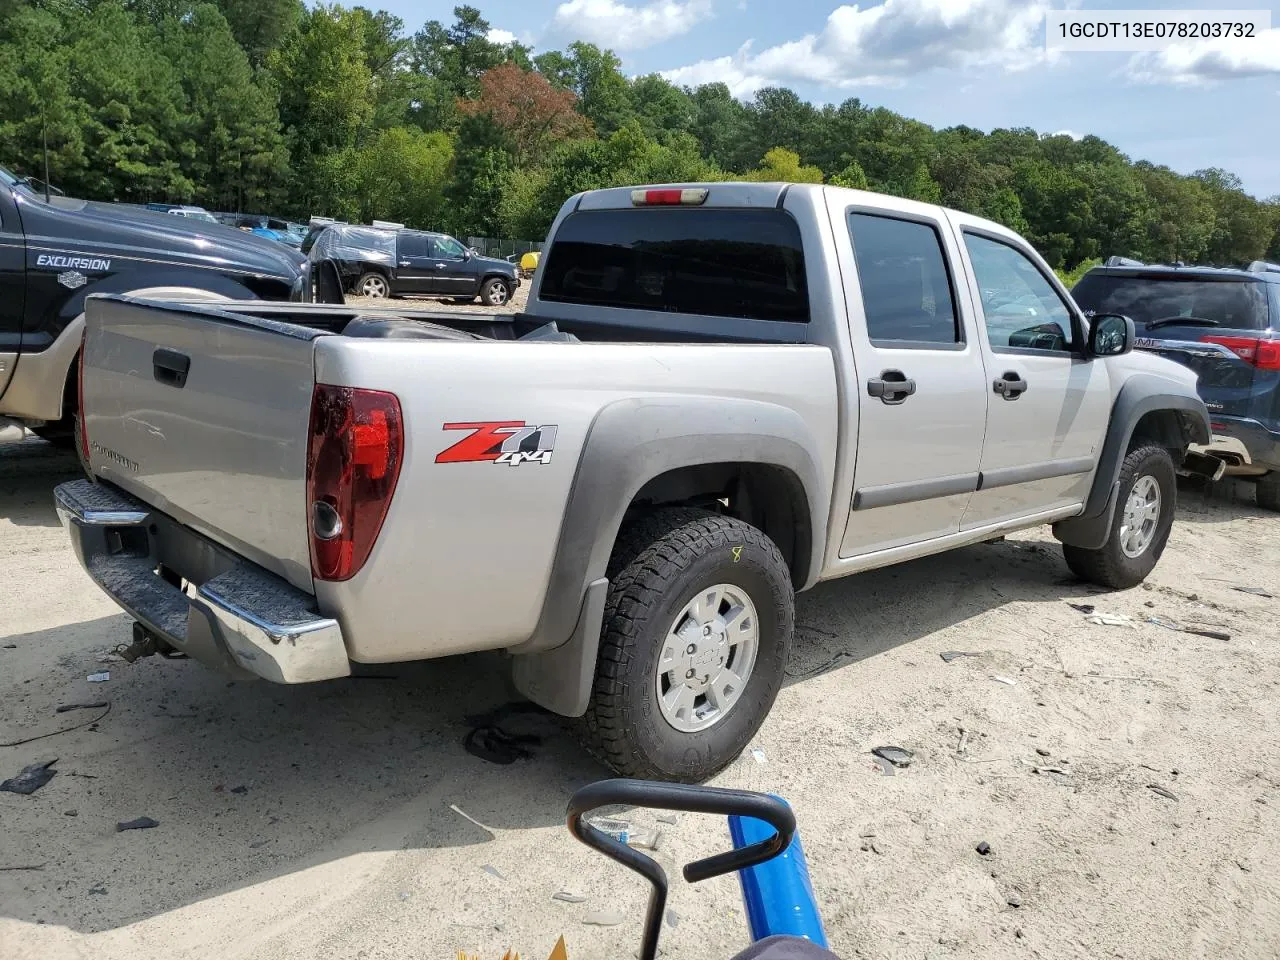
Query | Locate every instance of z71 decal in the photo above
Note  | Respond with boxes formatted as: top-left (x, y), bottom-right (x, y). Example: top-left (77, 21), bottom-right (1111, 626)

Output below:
top-left (436, 421), bottom-right (558, 466)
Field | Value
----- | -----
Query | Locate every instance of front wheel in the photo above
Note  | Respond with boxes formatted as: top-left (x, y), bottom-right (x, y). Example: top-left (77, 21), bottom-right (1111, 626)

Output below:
top-left (1063, 444), bottom-right (1176, 589)
top-left (581, 509), bottom-right (794, 782)
top-left (479, 277), bottom-right (511, 307)
top-left (354, 272), bottom-right (390, 298)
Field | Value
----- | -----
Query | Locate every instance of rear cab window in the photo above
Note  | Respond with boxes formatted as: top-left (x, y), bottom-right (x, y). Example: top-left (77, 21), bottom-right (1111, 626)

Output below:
top-left (1072, 273), bottom-right (1270, 332)
top-left (538, 208), bottom-right (809, 325)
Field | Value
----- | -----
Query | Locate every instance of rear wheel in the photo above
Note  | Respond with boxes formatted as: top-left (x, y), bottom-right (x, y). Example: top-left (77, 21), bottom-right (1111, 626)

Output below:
top-left (355, 272), bottom-right (390, 298)
top-left (581, 508), bottom-right (794, 782)
top-left (479, 277), bottom-right (511, 307)
top-left (1257, 471), bottom-right (1280, 512)
top-left (1063, 444), bottom-right (1176, 589)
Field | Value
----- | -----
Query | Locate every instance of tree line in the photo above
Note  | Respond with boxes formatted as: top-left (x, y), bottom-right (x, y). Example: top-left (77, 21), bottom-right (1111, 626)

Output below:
top-left (3, 0), bottom-right (1278, 271)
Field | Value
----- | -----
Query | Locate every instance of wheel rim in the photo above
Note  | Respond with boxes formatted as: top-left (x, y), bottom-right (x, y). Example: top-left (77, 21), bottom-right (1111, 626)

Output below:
top-left (655, 583), bottom-right (759, 733)
top-left (487, 283), bottom-right (508, 305)
top-left (361, 276), bottom-right (387, 297)
top-left (1120, 474), bottom-right (1161, 558)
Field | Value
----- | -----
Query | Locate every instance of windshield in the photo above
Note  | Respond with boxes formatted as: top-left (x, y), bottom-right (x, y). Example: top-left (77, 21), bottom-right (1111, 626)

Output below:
top-left (1072, 274), bottom-right (1269, 331)
top-left (0, 164), bottom-right (17, 187)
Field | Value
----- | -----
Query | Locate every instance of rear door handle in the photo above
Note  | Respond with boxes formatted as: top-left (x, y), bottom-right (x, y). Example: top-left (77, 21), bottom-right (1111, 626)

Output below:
top-left (152, 348), bottom-right (190, 389)
top-left (993, 370), bottom-right (1028, 400)
top-left (867, 369), bottom-right (916, 404)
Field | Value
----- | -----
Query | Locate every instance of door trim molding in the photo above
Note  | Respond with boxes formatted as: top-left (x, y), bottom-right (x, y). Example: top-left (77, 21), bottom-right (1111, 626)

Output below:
top-left (852, 472), bottom-right (979, 510)
top-left (977, 456), bottom-right (1095, 492)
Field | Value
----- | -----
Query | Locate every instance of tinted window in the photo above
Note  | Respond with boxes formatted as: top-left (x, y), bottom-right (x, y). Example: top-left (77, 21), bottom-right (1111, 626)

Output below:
top-left (965, 233), bottom-right (1075, 352)
top-left (539, 208), bottom-right (808, 322)
top-left (398, 233), bottom-right (430, 257)
top-left (848, 213), bottom-right (959, 344)
top-left (431, 236), bottom-right (467, 259)
top-left (1071, 274), bottom-right (1269, 332)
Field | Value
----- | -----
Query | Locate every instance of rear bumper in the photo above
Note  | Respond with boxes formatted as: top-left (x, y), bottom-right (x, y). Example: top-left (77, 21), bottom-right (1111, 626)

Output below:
top-left (55, 479), bottom-right (350, 684)
top-left (1192, 416), bottom-right (1280, 472)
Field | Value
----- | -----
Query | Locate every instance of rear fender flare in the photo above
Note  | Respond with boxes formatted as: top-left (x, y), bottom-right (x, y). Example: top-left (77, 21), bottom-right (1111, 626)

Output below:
top-left (510, 395), bottom-right (829, 716)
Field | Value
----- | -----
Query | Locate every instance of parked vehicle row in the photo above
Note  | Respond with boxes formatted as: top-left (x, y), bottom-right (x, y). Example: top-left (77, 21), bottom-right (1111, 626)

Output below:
top-left (57, 181), bottom-right (1209, 782)
top-left (303, 222), bottom-right (521, 304)
top-left (0, 163), bottom-right (342, 447)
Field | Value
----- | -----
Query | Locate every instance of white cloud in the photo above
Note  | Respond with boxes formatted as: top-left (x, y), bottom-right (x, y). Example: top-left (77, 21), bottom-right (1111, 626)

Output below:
top-left (662, 0), bottom-right (1050, 96)
top-left (550, 0), bottom-right (714, 52)
top-left (1127, 28), bottom-right (1280, 85)
top-left (1052, 129), bottom-right (1081, 140)
top-left (486, 28), bottom-right (518, 45)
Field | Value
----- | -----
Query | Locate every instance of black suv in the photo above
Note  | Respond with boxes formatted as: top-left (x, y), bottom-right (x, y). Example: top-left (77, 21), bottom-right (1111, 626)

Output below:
top-left (1072, 257), bottom-right (1280, 509)
top-left (306, 224), bottom-right (520, 306)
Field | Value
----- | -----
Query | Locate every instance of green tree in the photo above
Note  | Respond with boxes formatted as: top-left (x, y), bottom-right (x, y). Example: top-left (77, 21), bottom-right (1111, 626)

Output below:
top-left (829, 160), bottom-right (868, 189)
top-left (630, 74), bottom-right (694, 143)
top-left (745, 147), bottom-right (823, 183)
top-left (350, 125), bottom-right (452, 226)
top-left (411, 5), bottom-right (503, 99)
top-left (213, 0), bottom-right (300, 66)
top-left (562, 42), bottom-right (633, 135)
top-left (689, 82), bottom-right (748, 167)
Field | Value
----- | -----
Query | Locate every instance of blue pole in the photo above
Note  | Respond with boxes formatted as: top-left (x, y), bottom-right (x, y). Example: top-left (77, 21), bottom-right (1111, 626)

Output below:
top-left (728, 797), bottom-right (828, 947)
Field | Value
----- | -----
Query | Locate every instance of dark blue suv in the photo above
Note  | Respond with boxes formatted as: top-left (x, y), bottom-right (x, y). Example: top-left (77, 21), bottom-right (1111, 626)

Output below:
top-left (1073, 258), bottom-right (1280, 510)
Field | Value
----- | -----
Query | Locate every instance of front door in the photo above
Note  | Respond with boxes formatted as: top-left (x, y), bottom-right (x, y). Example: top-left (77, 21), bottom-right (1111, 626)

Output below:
top-left (952, 221), bottom-right (1111, 529)
top-left (833, 203), bottom-right (990, 557)
top-left (394, 232), bottom-right (437, 295)
top-left (428, 235), bottom-right (479, 296)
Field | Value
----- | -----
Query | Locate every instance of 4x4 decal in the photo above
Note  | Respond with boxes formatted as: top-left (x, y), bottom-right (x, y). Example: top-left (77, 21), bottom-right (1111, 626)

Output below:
top-left (435, 421), bottom-right (557, 466)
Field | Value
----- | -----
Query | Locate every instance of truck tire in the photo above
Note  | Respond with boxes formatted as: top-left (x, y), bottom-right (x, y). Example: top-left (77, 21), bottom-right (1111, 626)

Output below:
top-left (581, 508), bottom-right (794, 782)
top-left (1062, 444), bottom-right (1176, 589)
top-left (1257, 472), bottom-right (1280, 512)
top-left (479, 277), bottom-right (511, 306)
top-left (355, 272), bottom-right (390, 298)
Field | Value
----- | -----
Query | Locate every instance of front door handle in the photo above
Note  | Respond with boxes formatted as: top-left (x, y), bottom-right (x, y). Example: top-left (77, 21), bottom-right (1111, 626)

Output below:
top-left (993, 370), bottom-right (1028, 400)
top-left (435, 263), bottom-right (447, 269)
top-left (867, 369), bottom-right (916, 405)
top-left (398, 260), bottom-right (410, 267)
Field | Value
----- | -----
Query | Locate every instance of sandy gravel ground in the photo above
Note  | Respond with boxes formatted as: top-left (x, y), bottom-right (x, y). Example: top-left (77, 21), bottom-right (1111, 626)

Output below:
top-left (2, 437), bottom-right (1279, 960)
top-left (345, 282), bottom-right (530, 315)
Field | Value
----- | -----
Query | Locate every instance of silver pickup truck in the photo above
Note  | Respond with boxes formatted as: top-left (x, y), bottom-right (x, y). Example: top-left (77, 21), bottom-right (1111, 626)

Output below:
top-left (56, 182), bottom-right (1210, 782)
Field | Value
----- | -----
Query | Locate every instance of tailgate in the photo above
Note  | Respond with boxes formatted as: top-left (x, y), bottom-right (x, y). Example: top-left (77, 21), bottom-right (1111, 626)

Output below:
top-left (81, 295), bottom-right (320, 591)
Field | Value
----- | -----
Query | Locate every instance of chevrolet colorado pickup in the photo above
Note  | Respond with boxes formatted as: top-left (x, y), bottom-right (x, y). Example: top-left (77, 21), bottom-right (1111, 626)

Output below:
top-left (56, 182), bottom-right (1210, 782)
top-left (0, 163), bottom-right (338, 446)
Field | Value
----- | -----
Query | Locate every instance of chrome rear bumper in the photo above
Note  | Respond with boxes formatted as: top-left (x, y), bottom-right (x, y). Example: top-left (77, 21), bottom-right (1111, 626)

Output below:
top-left (55, 479), bottom-right (350, 683)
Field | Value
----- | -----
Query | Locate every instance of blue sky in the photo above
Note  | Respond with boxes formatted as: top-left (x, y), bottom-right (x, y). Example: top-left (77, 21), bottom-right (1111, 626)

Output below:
top-left (376, 1), bottom-right (1280, 198)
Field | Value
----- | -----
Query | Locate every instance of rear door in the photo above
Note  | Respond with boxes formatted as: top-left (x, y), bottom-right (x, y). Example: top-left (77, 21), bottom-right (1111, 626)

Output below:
top-left (81, 296), bottom-right (320, 591)
top-left (953, 224), bottom-right (1110, 527)
top-left (832, 201), bottom-right (990, 556)
top-left (393, 232), bottom-right (436, 295)
top-left (1071, 271), bottom-right (1271, 419)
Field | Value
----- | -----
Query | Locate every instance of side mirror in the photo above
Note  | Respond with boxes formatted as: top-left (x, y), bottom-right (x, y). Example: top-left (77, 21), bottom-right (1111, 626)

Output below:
top-left (1088, 313), bottom-right (1134, 357)
top-left (463, 248), bottom-right (474, 260)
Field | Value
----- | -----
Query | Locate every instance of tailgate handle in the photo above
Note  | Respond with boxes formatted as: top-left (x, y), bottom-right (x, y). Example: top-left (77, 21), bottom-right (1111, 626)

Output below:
top-left (153, 348), bottom-right (191, 389)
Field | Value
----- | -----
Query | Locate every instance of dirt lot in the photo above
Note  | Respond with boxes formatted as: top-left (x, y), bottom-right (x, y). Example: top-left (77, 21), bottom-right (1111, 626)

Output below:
top-left (345, 282), bottom-right (530, 314)
top-left (3, 437), bottom-right (1280, 960)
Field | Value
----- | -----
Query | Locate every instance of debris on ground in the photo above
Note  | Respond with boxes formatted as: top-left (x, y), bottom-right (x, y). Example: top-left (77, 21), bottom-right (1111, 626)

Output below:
top-left (1035, 747), bottom-right (1051, 757)
top-left (1, 758), bottom-right (58, 795)
top-left (64, 809), bottom-right (78, 817)
top-left (55, 702), bottom-right (108, 713)
top-left (1147, 784), bottom-right (1178, 802)
top-left (582, 909), bottom-right (626, 927)
top-left (0, 864), bottom-right (46, 872)
top-left (871, 746), bottom-right (913, 768)
top-left (629, 828), bottom-right (662, 851)
top-left (872, 756), bottom-right (896, 776)
top-left (116, 817), bottom-right (160, 831)
top-left (1007, 893), bottom-right (1023, 908)
top-left (992, 675), bottom-right (1017, 686)
top-left (1086, 613), bottom-right (1136, 629)
top-left (481, 864), bottom-right (506, 880)
top-left (462, 702), bottom-right (549, 765)
top-left (656, 812), bottom-right (680, 825)
top-left (750, 747), bottom-right (768, 764)
top-left (1067, 603), bottom-right (1096, 614)
top-left (86, 672), bottom-right (110, 683)
top-left (666, 909), bottom-right (679, 928)
top-left (860, 840), bottom-right (885, 855)
top-left (1233, 586), bottom-right (1274, 598)
top-left (1145, 616), bottom-right (1231, 641)
top-left (552, 890), bottom-right (587, 904)
top-left (976, 841), bottom-right (992, 856)
top-left (587, 817), bottom-right (630, 844)
top-left (449, 803), bottom-right (498, 839)
top-left (230, 785), bottom-right (248, 794)
top-left (940, 651), bottom-right (980, 663)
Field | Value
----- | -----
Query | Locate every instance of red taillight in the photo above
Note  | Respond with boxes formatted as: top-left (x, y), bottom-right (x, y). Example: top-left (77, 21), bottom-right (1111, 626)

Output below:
top-left (1201, 335), bottom-right (1280, 370)
top-left (77, 344), bottom-right (89, 461)
top-left (630, 187), bottom-right (709, 206)
top-left (306, 384), bottom-right (403, 582)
